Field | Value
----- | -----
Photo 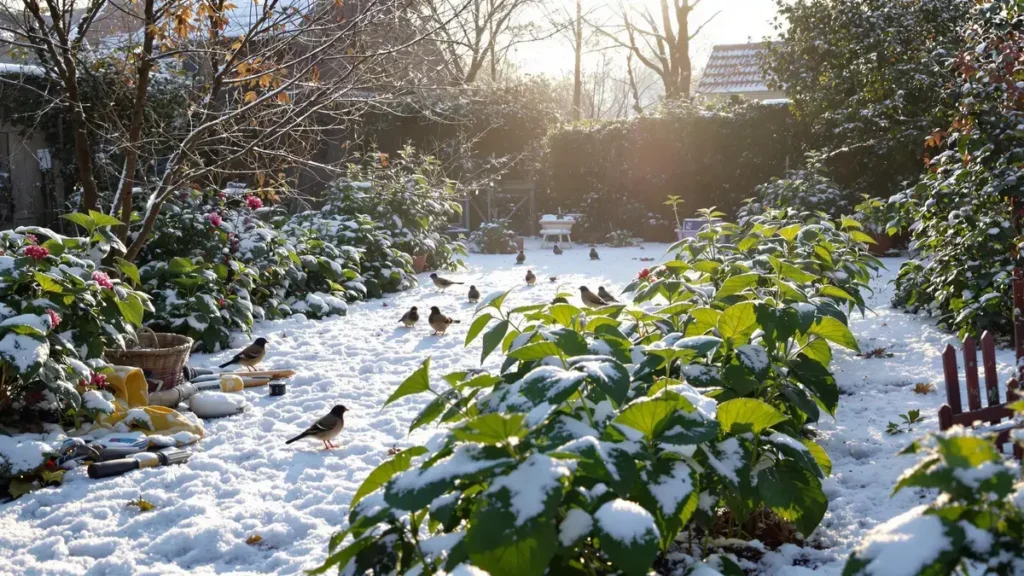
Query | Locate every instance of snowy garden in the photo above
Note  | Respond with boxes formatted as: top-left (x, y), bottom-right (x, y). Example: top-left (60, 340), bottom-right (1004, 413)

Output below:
top-left (4, 0), bottom-right (1024, 574)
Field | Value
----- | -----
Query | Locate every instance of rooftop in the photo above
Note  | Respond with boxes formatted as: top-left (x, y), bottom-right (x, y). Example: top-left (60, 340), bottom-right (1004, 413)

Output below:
top-left (697, 42), bottom-right (781, 96)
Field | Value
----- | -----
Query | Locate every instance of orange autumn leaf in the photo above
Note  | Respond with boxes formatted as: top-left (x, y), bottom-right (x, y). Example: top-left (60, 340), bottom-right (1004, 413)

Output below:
top-left (277, 91), bottom-right (290, 104)
top-left (243, 91), bottom-right (257, 103)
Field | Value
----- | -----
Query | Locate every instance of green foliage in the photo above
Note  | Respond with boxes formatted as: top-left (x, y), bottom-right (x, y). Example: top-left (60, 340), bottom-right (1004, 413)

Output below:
top-left (0, 226), bottom-right (148, 428)
top-left (885, 410), bottom-right (924, 436)
top-left (891, 1), bottom-right (1024, 339)
top-left (468, 221), bottom-right (519, 254)
top-left (313, 210), bottom-right (877, 574)
top-left (845, 412), bottom-right (1024, 576)
top-left (737, 164), bottom-right (850, 222)
top-left (605, 230), bottom-right (641, 248)
top-left (765, 0), bottom-right (969, 197)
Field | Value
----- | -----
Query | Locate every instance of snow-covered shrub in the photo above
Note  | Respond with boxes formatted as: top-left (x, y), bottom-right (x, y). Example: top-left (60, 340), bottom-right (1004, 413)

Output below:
top-left (891, 1), bottom-right (1024, 339)
top-left (605, 229), bottom-right (640, 247)
top-left (315, 210), bottom-right (876, 574)
top-left (737, 165), bottom-right (849, 223)
top-left (323, 147), bottom-right (467, 272)
top-left (845, 419), bottom-right (1024, 575)
top-left (468, 221), bottom-right (518, 254)
top-left (0, 215), bottom-right (148, 429)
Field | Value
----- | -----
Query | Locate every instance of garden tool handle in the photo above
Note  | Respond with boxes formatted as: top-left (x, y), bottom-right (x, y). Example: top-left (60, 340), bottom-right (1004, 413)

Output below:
top-left (88, 457), bottom-right (143, 479)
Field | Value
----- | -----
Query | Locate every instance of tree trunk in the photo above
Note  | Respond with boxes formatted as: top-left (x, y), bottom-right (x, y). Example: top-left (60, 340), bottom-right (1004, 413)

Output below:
top-left (572, 0), bottom-right (583, 121)
top-left (64, 69), bottom-right (100, 213)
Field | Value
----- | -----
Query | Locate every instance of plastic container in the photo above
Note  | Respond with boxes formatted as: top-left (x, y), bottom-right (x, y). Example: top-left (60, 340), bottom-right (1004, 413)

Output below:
top-left (269, 382), bottom-right (286, 397)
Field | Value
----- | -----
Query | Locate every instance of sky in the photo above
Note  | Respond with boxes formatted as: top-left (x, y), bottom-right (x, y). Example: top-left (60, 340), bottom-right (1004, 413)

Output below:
top-left (511, 0), bottom-right (780, 78)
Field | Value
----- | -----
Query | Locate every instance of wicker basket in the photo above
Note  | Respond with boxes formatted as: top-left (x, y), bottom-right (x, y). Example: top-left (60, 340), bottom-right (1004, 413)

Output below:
top-left (105, 328), bottom-right (193, 391)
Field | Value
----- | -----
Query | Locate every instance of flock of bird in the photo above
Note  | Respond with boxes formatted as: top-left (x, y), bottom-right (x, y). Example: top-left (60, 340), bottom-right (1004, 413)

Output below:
top-left (219, 242), bottom-right (624, 450)
top-left (397, 243), bottom-right (618, 336)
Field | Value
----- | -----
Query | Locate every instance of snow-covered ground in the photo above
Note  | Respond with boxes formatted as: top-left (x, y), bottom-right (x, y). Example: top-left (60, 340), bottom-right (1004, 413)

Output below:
top-left (0, 242), bottom-right (1007, 575)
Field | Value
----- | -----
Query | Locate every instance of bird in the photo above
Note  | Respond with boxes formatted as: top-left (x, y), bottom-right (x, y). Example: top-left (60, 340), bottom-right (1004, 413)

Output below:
top-left (598, 287), bottom-right (619, 303)
top-left (553, 244), bottom-right (563, 255)
top-left (525, 270), bottom-right (536, 285)
top-left (285, 405), bottom-right (347, 450)
top-left (430, 273), bottom-right (463, 292)
top-left (516, 250), bottom-right (526, 265)
top-left (579, 286), bottom-right (608, 308)
top-left (218, 337), bottom-right (268, 370)
top-left (589, 247), bottom-right (600, 260)
top-left (399, 306), bottom-right (419, 327)
top-left (428, 306), bottom-right (460, 336)
top-left (468, 285), bottom-right (480, 303)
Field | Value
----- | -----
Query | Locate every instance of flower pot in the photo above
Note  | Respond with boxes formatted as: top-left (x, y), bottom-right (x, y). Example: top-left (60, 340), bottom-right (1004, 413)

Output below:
top-left (412, 254), bottom-right (428, 273)
top-left (869, 232), bottom-right (898, 256)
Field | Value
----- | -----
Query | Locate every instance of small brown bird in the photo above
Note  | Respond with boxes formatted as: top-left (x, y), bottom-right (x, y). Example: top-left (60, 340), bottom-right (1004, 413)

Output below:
top-left (525, 270), bottom-right (536, 285)
top-left (598, 287), bottom-right (619, 303)
top-left (468, 285), bottom-right (480, 303)
top-left (579, 286), bottom-right (608, 308)
top-left (553, 244), bottom-right (563, 255)
top-left (430, 273), bottom-right (463, 292)
top-left (428, 306), bottom-right (460, 336)
top-left (285, 405), bottom-right (347, 450)
top-left (218, 337), bottom-right (268, 370)
top-left (516, 250), bottom-right (526, 265)
top-left (589, 247), bottom-right (600, 261)
top-left (399, 306), bottom-right (419, 327)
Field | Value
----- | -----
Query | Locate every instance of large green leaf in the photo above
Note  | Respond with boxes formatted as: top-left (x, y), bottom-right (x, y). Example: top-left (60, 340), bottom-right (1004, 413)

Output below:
top-left (62, 212), bottom-right (95, 232)
top-left (350, 446), bottom-right (428, 509)
top-left (509, 341), bottom-right (562, 362)
top-left (117, 294), bottom-right (146, 326)
top-left (568, 356), bottom-right (630, 405)
top-left (757, 460), bottom-right (828, 537)
top-left (672, 335), bottom-right (723, 357)
top-left (385, 445), bottom-right (512, 511)
top-left (718, 302), bottom-right (757, 345)
top-left (520, 366), bottom-right (587, 406)
top-left (465, 313), bottom-right (493, 346)
top-left (383, 357), bottom-right (431, 408)
top-left (594, 499), bottom-right (661, 576)
top-left (466, 495), bottom-right (559, 576)
top-left (33, 272), bottom-right (63, 294)
top-left (551, 328), bottom-right (589, 356)
top-left (790, 355), bottom-right (839, 415)
top-left (554, 437), bottom-right (636, 496)
top-left (88, 210), bottom-right (123, 228)
top-left (549, 303), bottom-right (583, 328)
top-left (481, 320), bottom-right (510, 363)
top-left (716, 273), bottom-right (760, 299)
top-left (476, 289), bottom-right (512, 313)
top-left (115, 258), bottom-right (141, 287)
top-left (659, 411), bottom-right (720, 444)
top-left (717, 398), bottom-right (787, 434)
top-left (169, 257), bottom-right (195, 274)
top-left (454, 413), bottom-right (527, 444)
top-left (809, 316), bottom-right (860, 352)
top-left (614, 392), bottom-right (691, 439)
top-left (410, 391), bottom-right (455, 432)
top-left (633, 458), bottom-right (699, 548)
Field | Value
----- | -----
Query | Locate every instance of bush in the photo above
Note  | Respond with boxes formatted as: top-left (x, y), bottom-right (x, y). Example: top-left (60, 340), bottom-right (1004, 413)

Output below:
top-left (0, 215), bottom-right (148, 429)
top-left (605, 229), bottom-right (641, 247)
top-left (314, 210), bottom-right (878, 575)
top-left (737, 164), bottom-right (849, 223)
top-left (845, 415), bottom-right (1024, 575)
top-left (468, 221), bottom-right (518, 254)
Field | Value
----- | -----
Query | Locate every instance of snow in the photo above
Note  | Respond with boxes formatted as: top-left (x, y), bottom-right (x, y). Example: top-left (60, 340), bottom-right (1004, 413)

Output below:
top-left (594, 498), bottom-right (660, 543)
top-left (188, 392), bottom-right (248, 419)
top-left (0, 248), bottom-right (1010, 575)
top-left (646, 461), bottom-right (695, 516)
top-left (0, 332), bottom-right (48, 371)
top-left (485, 453), bottom-right (574, 526)
top-left (0, 436), bottom-right (50, 475)
top-left (847, 506), bottom-right (951, 576)
top-left (703, 437), bottom-right (745, 485)
top-left (559, 508), bottom-right (593, 546)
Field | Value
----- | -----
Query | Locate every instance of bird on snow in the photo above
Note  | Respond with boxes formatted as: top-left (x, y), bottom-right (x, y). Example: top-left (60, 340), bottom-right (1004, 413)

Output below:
top-left (589, 247), bottom-right (600, 261)
top-left (428, 306), bottom-right (461, 336)
top-left (515, 250), bottom-right (526, 265)
top-left (218, 337), bottom-right (268, 370)
top-left (285, 405), bottom-right (347, 450)
top-left (430, 273), bottom-right (463, 292)
top-left (598, 287), bottom-right (619, 304)
top-left (399, 306), bottom-right (419, 328)
top-left (553, 244), bottom-right (563, 255)
top-left (468, 285), bottom-right (480, 303)
top-left (579, 286), bottom-right (608, 308)
top-left (525, 270), bottom-right (536, 286)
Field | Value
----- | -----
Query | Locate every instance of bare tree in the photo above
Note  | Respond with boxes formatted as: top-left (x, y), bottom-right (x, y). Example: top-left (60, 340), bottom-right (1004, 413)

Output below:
top-left (0, 0), bottom-right (460, 260)
top-left (593, 0), bottom-right (719, 100)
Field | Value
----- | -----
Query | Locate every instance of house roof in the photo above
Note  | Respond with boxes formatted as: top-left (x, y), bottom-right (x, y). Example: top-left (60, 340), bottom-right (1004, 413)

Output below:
top-left (697, 42), bottom-right (780, 95)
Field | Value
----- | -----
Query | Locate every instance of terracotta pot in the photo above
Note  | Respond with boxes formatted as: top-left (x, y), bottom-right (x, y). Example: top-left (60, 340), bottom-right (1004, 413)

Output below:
top-left (412, 254), bottom-right (428, 273)
top-left (868, 232), bottom-right (905, 256)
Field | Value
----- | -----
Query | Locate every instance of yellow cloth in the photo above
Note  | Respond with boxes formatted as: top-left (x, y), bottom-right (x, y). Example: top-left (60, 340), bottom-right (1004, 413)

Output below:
top-left (97, 367), bottom-right (204, 440)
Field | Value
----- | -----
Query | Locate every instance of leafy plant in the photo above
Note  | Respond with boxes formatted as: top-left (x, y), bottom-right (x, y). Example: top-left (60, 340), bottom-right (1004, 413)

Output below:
top-left (846, 405), bottom-right (1024, 575)
top-left (885, 410), bottom-right (924, 436)
top-left (314, 209), bottom-right (877, 574)
top-left (468, 221), bottom-right (519, 254)
top-left (605, 230), bottom-right (641, 248)
top-left (737, 164), bottom-right (850, 223)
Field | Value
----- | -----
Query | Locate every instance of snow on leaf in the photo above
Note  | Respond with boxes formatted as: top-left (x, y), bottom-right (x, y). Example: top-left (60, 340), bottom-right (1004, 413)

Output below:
top-left (485, 453), bottom-right (574, 526)
top-left (558, 508), bottom-right (593, 546)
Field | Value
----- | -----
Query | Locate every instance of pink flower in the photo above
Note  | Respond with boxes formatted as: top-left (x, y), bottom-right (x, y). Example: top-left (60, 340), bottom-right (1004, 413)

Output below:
top-left (24, 245), bottom-right (49, 261)
top-left (246, 196), bottom-right (263, 210)
top-left (218, 191), bottom-right (227, 200)
top-left (92, 271), bottom-right (114, 289)
top-left (208, 213), bottom-right (223, 227)
top-left (91, 373), bottom-right (107, 388)
top-left (25, 234), bottom-right (38, 245)
top-left (638, 268), bottom-right (651, 280)
top-left (46, 309), bottom-right (61, 329)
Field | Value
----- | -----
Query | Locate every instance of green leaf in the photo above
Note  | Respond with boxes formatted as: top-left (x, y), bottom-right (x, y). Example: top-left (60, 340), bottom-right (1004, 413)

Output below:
top-left (384, 357), bottom-right (431, 408)
top-left (659, 411), bottom-right (720, 444)
top-left (115, 258), bottom-right (141, 287)
top-left (116, 294), bottom-right (146, 326)
top-left (169, 257), bottom-right (195, 274)
top-left (459, 373), bottom-right (503, 389)
top-left (801, 337), bottom-right (833, 367)
top-left (350, 446), bottom-right (428, 509)
top-left (717, 398), bottom-right (787, 434)
top-left (849, 230), bottom-right (877, 245)
top-left (840, 216), bottom-right (863, 230)
top-left (465, 313), bottom-right (493, 347)
top-left (568, 356), bottom-right (630, 405)
top-left (688, 307), bottom-right (722, 334)
top-left (718, 302), bottom-right (757, 345)
top-left (476, 289), bottom-right (512, 313)
top-left (509, 341), bottom-right (562, 362)
top-left (771, 257), bottom-right (817, 283)
top-left (453, 413), bottom-right (527, 444)
top-left (88, 210), bottom-right (123, 229)
top-left (673, 335), bottom-right (723, 357)
top-left (633, 458), bottom-right (699, 548)
top-left (716, 273), bottom-right (760, 299)
top-left (62, 212), bottom-right (95, 232)
top-left (551, 328), bottom-right (589, 356)
top-left (594, 499), bottom-right (660, 576)
top-left (777, 224), bottom-right (802, 242)
top-left (481, 320), bottom-right (510, 363)
top-left (520, 367), bottom-right (587, 406)
top-left (308, 536), bottom-right (377, 575)
top-left (615, 392), bottom-right (690, 439)
top-left (549, 303), bottom-right (583, 327)
top-left (790, 355), bottom-right (839, 415)
top-left (757, 460), bottom-right (828, 536)
top-left (817, 285), bottom-right (855, 302)
top-left (803, 439), bottom-right (832, 477)
top-left (843, 519), bottom-right (964, 576)
top-left (33, 272), bottom-right (63, 294)
top-left (410, 392), bottom-right (453, 432)
top-left (809, 316), bottom-right (860, 352)
top-left (554, 437), bottom-right (637, 496)
top-left (41, 239), bottom-right (65, 257)
top-left (385, 446), bottom-right (511, 511)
